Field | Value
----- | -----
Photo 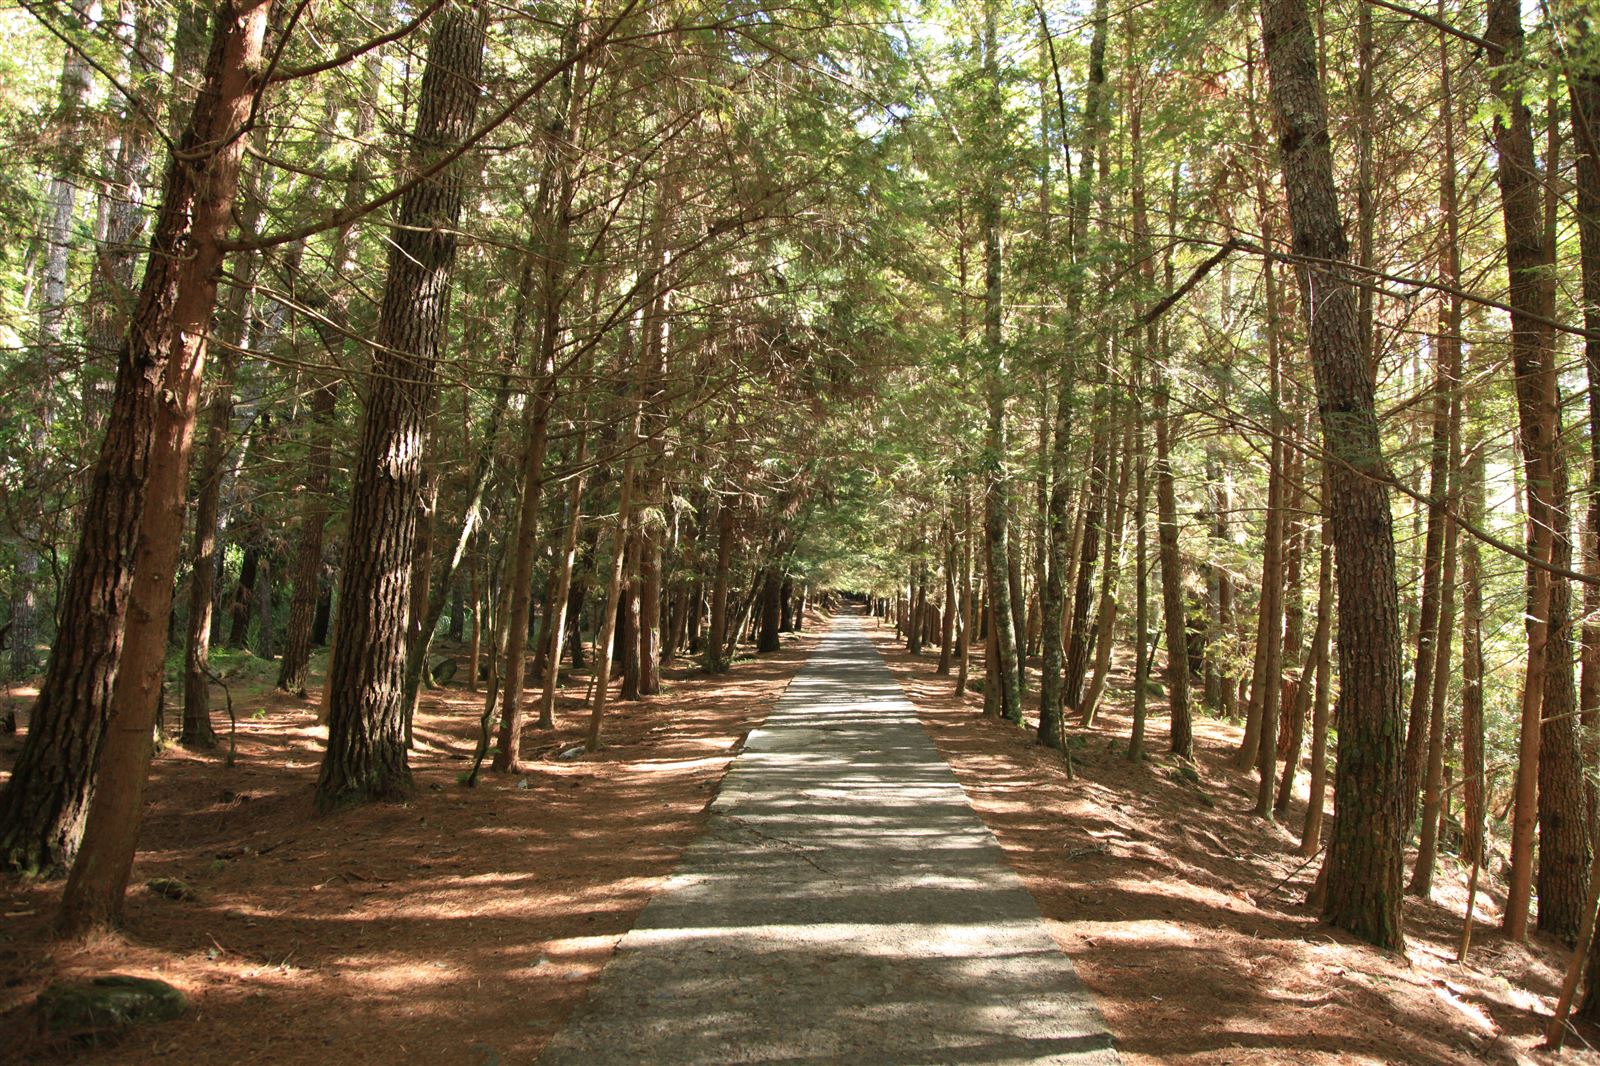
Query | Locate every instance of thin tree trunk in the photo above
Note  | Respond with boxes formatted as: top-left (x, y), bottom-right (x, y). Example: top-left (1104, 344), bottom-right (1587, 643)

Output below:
top-left (979, 0), bottom-right (1022, 724)
top-left (706, 497), bottom-right (734, 673)
top-left (938, 521), bottom-right (957, 674)
top-left (1410, 443), bottom-right (1458, 896)
top-left (276, 377), bottom-right (340, 695)
top-left (1080, 419), bottom-right (1133, 725)
top-left (537, 436), bottom-right (589, 729)
top-left (587, 451), bottom-right (638, 751)
top-left (957, 486), bottom-right (974, 697)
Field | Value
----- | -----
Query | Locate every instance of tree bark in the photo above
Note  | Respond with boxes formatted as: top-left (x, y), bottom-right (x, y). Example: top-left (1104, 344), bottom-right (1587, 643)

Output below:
top-left (1154, 346), bottom-right (1191, 758)
top-left (586, 449), bottom-right (637, 751)
top-left (537, 435), bottom-right (589, 729)
top-left (979, 0), bottom-right (1022, 724)
top-left (316, 1), bottom-right (488, 812)
top-left (706, 496), bottom-right (734, 672)
top-left (1485, 0), bottom-right (1574, 942)
top-left (277, 375), bottom-right (340, 694)
top-left (1262, 0), bottom-right (1407, 948)
top-left (0, 0), bottom-right (271, 877)
top-left (757, 567), bottom-right (783, 653)
top-left (52, 0), bottom-right (273, 926)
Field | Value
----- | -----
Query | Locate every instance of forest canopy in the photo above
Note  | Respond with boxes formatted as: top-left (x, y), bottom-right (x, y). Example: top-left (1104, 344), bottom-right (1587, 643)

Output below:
top-left (7, 0), bottom-right (1600, 1043)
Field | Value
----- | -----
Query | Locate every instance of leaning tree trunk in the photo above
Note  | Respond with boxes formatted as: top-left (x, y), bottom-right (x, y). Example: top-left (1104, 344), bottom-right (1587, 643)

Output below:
top-left (1262, 0), bottom-right (1407, 949)
top-left (316, 1), bottom-right (488, 812)
top-left (0, 0), bottom-right (271, 878)
top-left (50, 0), bottom-right (274, 929)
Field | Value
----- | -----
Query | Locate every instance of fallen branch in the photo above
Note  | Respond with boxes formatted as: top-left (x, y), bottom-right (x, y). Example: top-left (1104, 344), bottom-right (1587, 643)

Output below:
top-left (1254, 843), bottom-right (1326, 907)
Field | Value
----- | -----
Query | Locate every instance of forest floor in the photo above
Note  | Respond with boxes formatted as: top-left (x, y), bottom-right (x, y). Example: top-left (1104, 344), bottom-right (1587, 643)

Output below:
top-left (868, 620), bottom-right (1594, 1065)
top-left (2, 611), bottom-right (1595, 1065)
top-left (0, 622), bottom-right (824, 1065)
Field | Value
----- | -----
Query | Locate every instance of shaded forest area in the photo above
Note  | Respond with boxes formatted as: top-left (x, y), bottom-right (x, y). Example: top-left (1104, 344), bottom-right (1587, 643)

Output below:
top-left (5, 0), bottom-right (1600, 1057)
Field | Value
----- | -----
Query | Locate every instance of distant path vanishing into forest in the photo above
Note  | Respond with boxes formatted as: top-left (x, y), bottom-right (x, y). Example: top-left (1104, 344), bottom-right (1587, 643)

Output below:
top-left (538, 613), bottom-right (1119, 1064)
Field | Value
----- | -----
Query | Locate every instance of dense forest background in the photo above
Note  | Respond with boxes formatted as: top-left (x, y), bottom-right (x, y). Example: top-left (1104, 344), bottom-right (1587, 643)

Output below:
top-left (8, 0), bottom-right (1600, 1051)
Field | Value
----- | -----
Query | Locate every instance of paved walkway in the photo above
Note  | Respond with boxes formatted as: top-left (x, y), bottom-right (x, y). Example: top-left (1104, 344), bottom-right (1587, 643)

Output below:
top-left (538, 614), bottom-right (1118, 1065)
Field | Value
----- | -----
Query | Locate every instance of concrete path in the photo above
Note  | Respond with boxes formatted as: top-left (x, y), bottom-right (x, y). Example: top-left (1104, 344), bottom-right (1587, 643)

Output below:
top-left (538, 614), bottom-right (1118, 1065)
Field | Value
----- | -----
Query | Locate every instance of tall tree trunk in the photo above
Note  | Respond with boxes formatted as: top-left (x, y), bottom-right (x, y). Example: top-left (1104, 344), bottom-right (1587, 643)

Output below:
top-left (957, 487), bottom-right (974, 697)
top-left (1486, 0), bottom-right (1578, 941)
top-left (977, 0), bottom-right (1022, 724)
top-left (81, 0), bottom-right (167, 451)
top-left (1154, 349), bottom-right (1190, 759)
top-left (1296, 504), bottom-right (1334, 851)
top-left (1459, 439), bottom-right (1487, 873)
top-left (706, 497), bottom-right (734, 673)
top-left (12, 0), bottom-right (96, 678)
top-left (1080, 419), bottom-right (1133, 725)
top-left (938, 524), bottom-right (957, 673)
top-left (1262, 0), bottom-right (1406, 948)
top-left (316, 1), bottom-right (488, 812)
top-left (757, 568), bottom-right (783, 653)
top-left (489, 352), bottom-right (559, 771)
top-left (537, 434), bottom-right (589, 729)
top-left (276, 375), bottom-right (340, 694)
top-left (1410, 439), bottom-right (1458, 896)
top-left (1570, 7), bottom-right (1600, 909)
top-left (50, 0), bottom-right (274, 926)
top-left (619, 537), bottom-right (641, 701)
top-left (1062, 434), bottom-right (1107, 717)
top-left (468, 534), bottom-right (482, 692)
top-left (1399, 342), bottom-right (1454, 827)
top-left (179, 349), bottom-right (242, 749)
top-left (277, 57), bottom-right (378, 695)
top-left (1237, 208), bottom-right (1287, 777)
top-left (0, 0), bottom-right (271, 877)
top-left (1038, 369), bottom-right (1072, 746)
top-left (585, 450), bottom-right (638, 751)
top-left (1411, 46), bottom-right (1465, 894)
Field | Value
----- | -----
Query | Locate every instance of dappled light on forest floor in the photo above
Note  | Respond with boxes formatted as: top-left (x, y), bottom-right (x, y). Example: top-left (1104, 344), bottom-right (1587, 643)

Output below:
top-left (537, 616), bottom-right (1115, 1064)
top-left (0, 626), bottom-right (823, 1065)
top-left (869, 620), bottom-right (1589, 1065)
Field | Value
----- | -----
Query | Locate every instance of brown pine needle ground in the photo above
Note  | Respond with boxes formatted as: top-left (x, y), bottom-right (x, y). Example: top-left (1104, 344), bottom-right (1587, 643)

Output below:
top-left (0, 628), bottom-right (820, 1065)
top-left (868, 620), bottom-right (1591, 1065)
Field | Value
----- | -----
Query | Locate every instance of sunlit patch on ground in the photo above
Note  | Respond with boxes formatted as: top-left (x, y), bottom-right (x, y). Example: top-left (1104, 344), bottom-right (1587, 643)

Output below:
top-left (868, 620), bottom-right (1594, 1066)
top-left (0, 623), bottom-right (825, 1065)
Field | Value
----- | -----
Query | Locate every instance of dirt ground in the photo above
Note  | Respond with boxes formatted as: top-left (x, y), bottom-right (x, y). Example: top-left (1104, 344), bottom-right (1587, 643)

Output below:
top-left (4, 609), bottom-right (1596, 1065)
top-left (0, 623), bottom-right (823, 1065)
top-left (866, 619), bottom-right (1596, 1066)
